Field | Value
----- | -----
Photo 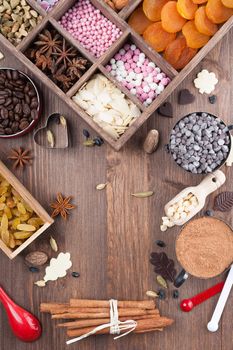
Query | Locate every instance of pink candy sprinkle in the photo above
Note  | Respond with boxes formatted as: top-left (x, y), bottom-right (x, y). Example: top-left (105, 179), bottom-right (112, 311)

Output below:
top-left (59, 0), bottom-right (122, 58)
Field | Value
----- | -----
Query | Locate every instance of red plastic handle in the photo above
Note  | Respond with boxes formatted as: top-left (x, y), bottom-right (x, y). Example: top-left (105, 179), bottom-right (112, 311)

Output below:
top-left (180, 281), bottom-right (225, 312)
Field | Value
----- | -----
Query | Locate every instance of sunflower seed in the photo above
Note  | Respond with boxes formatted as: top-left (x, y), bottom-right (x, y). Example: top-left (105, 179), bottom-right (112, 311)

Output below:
top-left (50, 236), bottom-right (58, 252)
top-left (146, 290), bottom-right (158, 298)
top-left (96, 183), bottom-right (107, 190)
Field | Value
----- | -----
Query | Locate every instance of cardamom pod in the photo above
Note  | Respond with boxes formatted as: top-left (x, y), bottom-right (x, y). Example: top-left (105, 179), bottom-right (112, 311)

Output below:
top-left (156, 275), bottom-right (168, 289)
top-left (60, 115), bottom-right (67, 127)
top-left (50, 236), bottom-right (58, 252)
top-left (131, 191), bottom-right (154, 198)
top-left (96, 183), bottom-right (107, 190)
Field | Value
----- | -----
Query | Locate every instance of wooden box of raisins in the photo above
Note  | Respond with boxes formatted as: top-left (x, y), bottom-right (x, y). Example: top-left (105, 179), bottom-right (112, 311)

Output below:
top-left (0, 0), bottom-right (232, 150)
top-left (0, 160), bottom-right (53, 259)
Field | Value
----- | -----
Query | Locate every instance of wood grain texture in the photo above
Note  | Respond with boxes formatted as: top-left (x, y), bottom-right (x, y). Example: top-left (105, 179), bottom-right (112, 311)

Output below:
top-left (0, 24), bottom-right (232, 350)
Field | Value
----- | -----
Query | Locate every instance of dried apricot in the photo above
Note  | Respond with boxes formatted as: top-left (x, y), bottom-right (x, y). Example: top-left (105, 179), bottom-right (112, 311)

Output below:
top-left (143, 22), bottom-right (176, 52)
top-left (195, 6), bottom-right (218, 35)
top-left (177, 0), bottom-right (198, 19)
top-left (192, 0), bottom-right (207, 3)
top-left (143, 0), bottom-right (170, 21)
top-left (164, 35), bottom-right (197, 69)
top-left (182, 20), bottom-right (210, 48)
top-left (161, 1), bottom-right (187, 32)
top-left (128, 6), bottom-right (153, 34)
top-left (221, 0), bottom-right (233, 8)
top-left (206, 0), bottom-right (233, 23)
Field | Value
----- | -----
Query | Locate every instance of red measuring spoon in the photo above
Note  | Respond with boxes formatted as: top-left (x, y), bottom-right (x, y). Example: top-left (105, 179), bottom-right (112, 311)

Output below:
top-left (180, 281), bottom-right (225, 312)
top-left (0, 286), bottom-right (42, 342)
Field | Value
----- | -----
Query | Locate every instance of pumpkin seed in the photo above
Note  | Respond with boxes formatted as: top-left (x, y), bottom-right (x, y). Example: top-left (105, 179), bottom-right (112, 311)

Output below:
top-left (50, 236), bottom-right (58, 252)
top-left (47, 130), bottom-right (55, 148)
top-left (156, 275), bottom-right (168, 289)
top-left (131, 191), bottom-right (154, 198)
top-left (146, 290), bottom-right (158, 298)
top-left (34, 280), bottom-right (46, 287)
top-left (96, 183), bottom-right (107, 190)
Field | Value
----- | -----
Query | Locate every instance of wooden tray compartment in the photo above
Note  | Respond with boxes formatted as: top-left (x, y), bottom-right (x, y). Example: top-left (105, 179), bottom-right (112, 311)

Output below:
top-left (0, 161), bottom-right (53, 259)
top-left (0, 0), bottom-right (232, 151)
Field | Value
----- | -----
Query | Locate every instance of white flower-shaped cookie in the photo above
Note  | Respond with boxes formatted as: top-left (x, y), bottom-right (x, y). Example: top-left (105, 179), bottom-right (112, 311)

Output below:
top-left (194, 69), bottom-right (218, 94)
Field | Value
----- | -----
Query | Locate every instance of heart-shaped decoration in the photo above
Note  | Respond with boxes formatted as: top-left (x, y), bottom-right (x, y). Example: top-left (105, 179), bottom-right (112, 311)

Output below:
top-left (157, 102), bottom-right (173, 118)
top-left (178, 89), bottom-right (195, 105)
top-left (33, 113), bottom-right (69, 149)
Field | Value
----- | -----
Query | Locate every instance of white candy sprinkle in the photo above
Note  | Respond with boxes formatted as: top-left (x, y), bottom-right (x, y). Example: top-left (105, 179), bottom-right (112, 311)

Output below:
top-left (130, 88), bottom-right (137, 95)
top-left (131, 44), bottom-right (136, 51)
top-left (111, 64), bottom-right (117, 70)
top-left (139, 53), bottom-right (145, 59)
top-left (146, 98), bottom-right (152, 105)
top-left (143, 85), bottom-right (150, 93)
top-left (117, 76), bottom-right (123, 82)
top-left (116, 60), bottom-right (124, 67)
top-left (145, 76), bottom-right (153, 83)
top-left (148, 62), bottom-right (156, 68)
top-left (119, 49), bottom-right (125, 55)
top-left (110, 70), bottom-right (116, 76)
top-left (110, 58), bottom-right (116, 64)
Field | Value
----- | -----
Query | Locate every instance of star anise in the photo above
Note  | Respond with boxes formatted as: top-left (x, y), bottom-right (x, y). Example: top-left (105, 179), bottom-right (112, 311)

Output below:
top-left (8, 147), bottom-right (33, 169)
top-left (35, 52), bottom-right (53, 71)
top-left (52, 38), bottom-right (77, 67)
top-left (67, 57), bottom-right (88, 80)
top-left (51, 63), bottom-right (72, 92)
top-left (50, 193), bottom-right (76, 220)
top-left (35, 29), bottom-right (62, 56)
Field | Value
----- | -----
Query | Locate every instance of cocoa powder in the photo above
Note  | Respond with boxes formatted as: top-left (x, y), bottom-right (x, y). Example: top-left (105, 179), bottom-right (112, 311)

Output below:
top-left (176, 217), bottom-right (233, 278)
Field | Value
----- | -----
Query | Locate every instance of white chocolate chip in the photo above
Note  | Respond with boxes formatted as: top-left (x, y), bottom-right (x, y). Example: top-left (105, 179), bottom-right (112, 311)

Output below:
top-left (160, 224), bottom-right (167, 232)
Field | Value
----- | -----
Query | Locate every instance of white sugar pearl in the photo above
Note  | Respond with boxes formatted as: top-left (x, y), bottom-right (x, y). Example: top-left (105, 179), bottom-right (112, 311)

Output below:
top-left (134, 80), bottom-right (141, 87)
top-left (136, 62), bottom-right (142, 67)
top-left (110, 70), bottom-right (116, 76)
top-left (139, 57), bottom-right (145, 64)
top-left (126, 75), bottom-right (131, 82)
top-left (119, 49), bottom-right (125, 55)
top-left (116, 76), bottom-right (123, 82)
top-left (131, 44), bottom-right (136, 51)
top-left (110, 58), bottom-right (116, 64)
top-left (157, 73), bottom-right (163, 80)
top-left (145, 76), bottom-right (153, 83)
top-left (129, 71), bottom-right (136, 79)
top-left (155, 67), bottom-right (161, 73)
top-left (130, 88), bottom-right (137, 95)
top-left (146, 98), bottom-right (152, 105)
top-left (150, 83), bottom-right (158, 91)
top-left (160, 224), bottom-right (167, 232)
top-left (157, 85), bottom-right (164, 93)
top-left (148, 62), bottom-right (156, 68)
top-left (139, 53), bottom-right (145, 59)
top-left (121, 71), bottom-right (127, 78)
top-left (143, 101), bottom-right (148, 106)
top-left (167, 221), bottom-right (175, 228)
top-left (116, 60), bottom-right (124, 67)
top-left (143, 85), bottom-right (150, 93)
top-left (111, 63), bottom-right (117, 70)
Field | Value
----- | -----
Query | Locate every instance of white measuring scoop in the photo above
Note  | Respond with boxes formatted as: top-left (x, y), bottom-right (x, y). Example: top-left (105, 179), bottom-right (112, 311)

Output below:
top-left (164, 170), bottom-right (226, 226)
top-left (207, 264), bottom-right (233, 332)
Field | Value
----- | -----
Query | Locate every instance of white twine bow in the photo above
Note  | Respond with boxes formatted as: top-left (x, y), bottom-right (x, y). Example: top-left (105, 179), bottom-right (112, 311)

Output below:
top-left (66, 299), bottom-right (137, 345)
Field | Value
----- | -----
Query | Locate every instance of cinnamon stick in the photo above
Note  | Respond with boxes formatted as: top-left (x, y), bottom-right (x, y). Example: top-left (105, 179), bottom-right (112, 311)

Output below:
top-left (69, 299), bottom-right (155, 310)
top-left (52, 309), bottom-right (159, 320)
top-left (40, 303), bottom-right (69, 313)
top-left (67, 317), bottom-right (174, 337)
top-left (57, 314), bottom-right (160, 329)
top-left (41, 306), bottom-right (117, 314)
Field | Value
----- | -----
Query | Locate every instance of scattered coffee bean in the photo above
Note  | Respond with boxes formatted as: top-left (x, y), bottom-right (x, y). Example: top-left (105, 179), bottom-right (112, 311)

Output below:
top-left (29, 266), bottom-right (39, 273)
top-left (155, 240), bottom-right (166, 248)
top-left (158, 289), bottom-right (166, 300)
top-left (158, 102), bottom-right (173, 118)
top-left (172, 290), bottom-right (179, 299)
top-left (0, 69), bottom-right (39, 136)
top-left (208, 95), bottom-right (217, 104)
top-left (204, 209), bottom-right (213, 216)
top-left (169, 112), bottom-right (230, 173)
top-left (178, 89), bottom-right (195, 105)
top-left (72, 272), bottom-right (80, 278)
top-left (94, 137), bottom-right (104, 146)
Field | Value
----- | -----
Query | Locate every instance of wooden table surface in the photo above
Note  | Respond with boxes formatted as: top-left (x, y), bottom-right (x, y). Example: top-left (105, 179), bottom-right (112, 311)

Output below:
top-left (0, 28), bottom-right (232, 350)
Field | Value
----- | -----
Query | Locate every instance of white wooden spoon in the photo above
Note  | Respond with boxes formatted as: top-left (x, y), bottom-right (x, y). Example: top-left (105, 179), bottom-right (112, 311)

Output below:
top-left (207, 264), bottom-right (233, 332)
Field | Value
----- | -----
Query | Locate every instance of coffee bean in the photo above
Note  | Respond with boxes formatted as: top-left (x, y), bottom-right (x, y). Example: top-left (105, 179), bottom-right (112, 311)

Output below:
top-left (23, 103), bottom-right (31, 116)
top-left (12, 70), bottom-right (19, 81)
top-left (4, 98), bottom-right (12, 107)
top-left (19, 121), bottom-right (29, 130)
top-left (13, 91), bottom-right (24, 99)
top-left (31, 109), bottom-right (38, 120)
top-left (0, 99), bottom-right (5, 105)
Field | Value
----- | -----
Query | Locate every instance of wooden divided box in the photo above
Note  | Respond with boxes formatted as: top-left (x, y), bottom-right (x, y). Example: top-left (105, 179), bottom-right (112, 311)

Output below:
top-left (0, 0), bottom-right (232, 150)
top-left (0, 161), bottom-right (53, 259)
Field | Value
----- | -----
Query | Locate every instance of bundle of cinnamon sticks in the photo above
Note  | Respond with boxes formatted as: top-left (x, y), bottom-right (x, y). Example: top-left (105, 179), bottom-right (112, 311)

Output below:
top-left (40, 299), bottom-right (173, 338)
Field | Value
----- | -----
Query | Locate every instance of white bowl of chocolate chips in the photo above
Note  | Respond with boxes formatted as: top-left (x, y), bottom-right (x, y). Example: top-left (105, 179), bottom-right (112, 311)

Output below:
top-left (0, 68), bottom-right (40, 138)
top-left (168, 112), bottom-right (232, 174)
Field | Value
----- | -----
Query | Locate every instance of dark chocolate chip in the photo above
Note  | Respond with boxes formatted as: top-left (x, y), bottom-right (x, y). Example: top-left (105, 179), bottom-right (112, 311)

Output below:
top-left (83, 129), bottom-right (90, 138)
top-left (94, 137), bottom-right (104, 146)
top-left (155, 240), bottom-right (166, 248)
top-left (158, 102), bottom-right (173, 118)
top-left (172, 290), bottom-right (179, 299)
top-left (158, 289), bottom-right (166, 300)
top-left (204, 210), bottom-right (213, 216)
top-left (29, 266), bottom-right (39, 273)
top-left (178, 89), bottom-right (195, 105)
top-left (208, 95), bottom-right (217, 104)
top-left (72, 272), bottom-right (80, 278)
